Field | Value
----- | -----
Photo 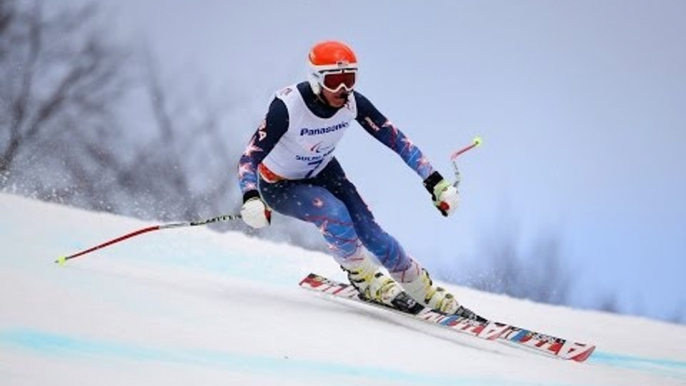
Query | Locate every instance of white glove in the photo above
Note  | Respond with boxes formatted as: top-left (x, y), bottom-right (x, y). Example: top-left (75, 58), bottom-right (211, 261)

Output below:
top-left (241, 196), bottom-right (271, 229)
top-left (423, 172), bottom-right (459, 217)
top-left (433, 181), bottom-right (459, 216)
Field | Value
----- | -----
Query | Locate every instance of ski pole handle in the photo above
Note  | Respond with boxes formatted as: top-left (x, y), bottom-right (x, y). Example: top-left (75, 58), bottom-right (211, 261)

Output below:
top-left (55, 213), bottom-right (242, 265)
top-left (450, 137), bottom-right (482, 189)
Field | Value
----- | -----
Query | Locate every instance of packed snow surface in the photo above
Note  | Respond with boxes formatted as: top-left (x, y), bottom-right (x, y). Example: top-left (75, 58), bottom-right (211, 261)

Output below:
top-left (1, 193), bottom-right (685, 385)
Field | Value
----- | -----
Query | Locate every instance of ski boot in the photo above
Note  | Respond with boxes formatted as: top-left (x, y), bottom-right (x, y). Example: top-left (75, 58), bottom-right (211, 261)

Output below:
top-left (400, 268), bottom-right (460, 314)
top-left (341, 258), bottom-right (402, 306)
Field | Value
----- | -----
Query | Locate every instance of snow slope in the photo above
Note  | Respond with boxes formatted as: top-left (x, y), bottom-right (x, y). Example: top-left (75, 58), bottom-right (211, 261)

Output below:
top-left (1, 192), bottom-right (685, 386)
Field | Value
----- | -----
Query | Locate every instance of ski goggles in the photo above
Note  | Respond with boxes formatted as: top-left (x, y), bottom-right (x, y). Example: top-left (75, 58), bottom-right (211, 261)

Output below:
top-left (319, 69), bottom-right (357, 92)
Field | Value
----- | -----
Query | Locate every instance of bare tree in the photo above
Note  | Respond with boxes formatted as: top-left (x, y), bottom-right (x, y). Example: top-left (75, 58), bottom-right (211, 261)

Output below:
top-left (102, 52), bottom-right (241, 222)
top-left (668, 302), bottom-right (686, 325)
top-left (0, 0), bottom-right (128, 198)
top-left (467, 226), bottom-right (573, 305)
top-left (0, 0), bottom-right (238, 222)
top-left (0, 0), bottom-right (333, 258)
top-left (597, 293), bottom-right (621, 314)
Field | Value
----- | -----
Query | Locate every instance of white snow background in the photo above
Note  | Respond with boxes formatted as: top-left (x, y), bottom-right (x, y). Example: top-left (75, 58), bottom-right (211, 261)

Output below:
top-left (1, 193), bottom-right (685, 386)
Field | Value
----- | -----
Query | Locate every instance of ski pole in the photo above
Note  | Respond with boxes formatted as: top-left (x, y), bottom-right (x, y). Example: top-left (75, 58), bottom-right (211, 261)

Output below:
top-left (55, 213), bottom-right (242, 266)
top-left (450, 136), bottom-right (482, 189)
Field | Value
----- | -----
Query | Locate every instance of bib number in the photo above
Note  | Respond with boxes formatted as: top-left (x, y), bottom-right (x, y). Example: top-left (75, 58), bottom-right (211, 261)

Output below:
top-left (305, 159), bottom-right (324, 178)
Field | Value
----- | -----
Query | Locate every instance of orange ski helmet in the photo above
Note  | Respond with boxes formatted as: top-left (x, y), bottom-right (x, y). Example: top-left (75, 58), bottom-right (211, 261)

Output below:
top-left (308, 40), bottom-right (358, 94)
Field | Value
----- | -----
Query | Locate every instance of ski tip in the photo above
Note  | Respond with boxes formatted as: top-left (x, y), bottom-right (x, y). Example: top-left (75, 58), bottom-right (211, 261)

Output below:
top-left (571, 345), bottom-right (596, 363)
top-left (55, 256), bottom-right (67, 266)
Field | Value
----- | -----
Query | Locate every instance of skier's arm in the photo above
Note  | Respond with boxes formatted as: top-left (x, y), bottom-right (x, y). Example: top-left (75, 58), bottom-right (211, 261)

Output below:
top-left (354, 91), bottom-right (435, 180)
top-left (237, 97), bottom-right (288, 197)
top-left (354, 91), bottom-right (459, 216)
top-left (237, 98), bottom-right (288, 228)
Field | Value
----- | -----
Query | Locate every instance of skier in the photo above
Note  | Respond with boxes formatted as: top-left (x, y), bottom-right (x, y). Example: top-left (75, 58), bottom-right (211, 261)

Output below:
top-left (238, 40), bottom-right (460, 314)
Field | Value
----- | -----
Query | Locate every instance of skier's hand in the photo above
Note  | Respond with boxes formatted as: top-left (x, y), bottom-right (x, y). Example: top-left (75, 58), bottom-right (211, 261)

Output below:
top-left (240, 191), bottom-right (272, 228)
top-left (423, 171), bottom-right (459, 217)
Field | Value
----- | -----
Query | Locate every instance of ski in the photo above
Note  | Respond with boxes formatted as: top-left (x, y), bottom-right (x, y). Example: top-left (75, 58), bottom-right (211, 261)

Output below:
top-left (299, 273), bottom-right (595, 362)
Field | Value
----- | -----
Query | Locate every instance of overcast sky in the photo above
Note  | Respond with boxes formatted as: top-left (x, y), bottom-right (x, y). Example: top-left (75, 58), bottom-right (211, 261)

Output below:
top-left (66, 0), bottom-right (686, 321)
